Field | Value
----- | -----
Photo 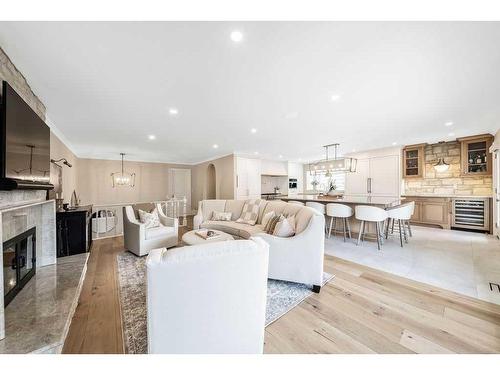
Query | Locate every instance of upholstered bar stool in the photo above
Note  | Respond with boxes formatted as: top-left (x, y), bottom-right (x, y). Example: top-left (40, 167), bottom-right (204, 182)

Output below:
top-left (288, 201), bottom-right (305, 206)
top-left (355, 205), bottom-right (388, 250)
top-left (306, 202), bottom-right (327, 233)
top-left (385, 202), bottom-right (414, 247)
top-left (326, 203), bottom-right (353, 242)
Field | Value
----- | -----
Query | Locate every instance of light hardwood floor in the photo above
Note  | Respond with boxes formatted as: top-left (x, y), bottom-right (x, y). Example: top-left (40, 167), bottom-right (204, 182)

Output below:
top-left (63, 233), bottom-right (500, 354)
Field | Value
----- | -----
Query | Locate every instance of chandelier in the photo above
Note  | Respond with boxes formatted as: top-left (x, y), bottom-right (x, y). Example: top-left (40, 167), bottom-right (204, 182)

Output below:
top-left (307, 143), bottom-right (357, 176)
top-left (111, 153), bottom-right (136, 187)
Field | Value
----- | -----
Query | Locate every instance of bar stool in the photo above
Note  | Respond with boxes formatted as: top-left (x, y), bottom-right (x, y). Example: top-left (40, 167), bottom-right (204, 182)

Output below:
top-left (326, 203), bottom-right (353, 242)
top-left (385, 202), bottom-right (414, 247)
top-left (355, 205), bottom-right (388, 250)
top-left (288, 201), bottom-right (305, 206)
top-left (306, 202), bottom-right (327, 233)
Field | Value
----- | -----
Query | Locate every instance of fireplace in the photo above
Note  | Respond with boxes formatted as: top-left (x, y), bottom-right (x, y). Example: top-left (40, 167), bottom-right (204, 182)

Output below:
top-left (2, 227), bottom-right (36, 307)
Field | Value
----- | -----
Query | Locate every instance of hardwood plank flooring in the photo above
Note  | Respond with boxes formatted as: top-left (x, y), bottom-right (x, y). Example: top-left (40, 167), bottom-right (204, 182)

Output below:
top-left (63, 233), bottom-right (500, 354)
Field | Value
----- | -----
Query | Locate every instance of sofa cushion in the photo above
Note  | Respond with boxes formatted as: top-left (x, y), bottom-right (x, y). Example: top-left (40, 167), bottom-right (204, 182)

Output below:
top-left (201, 221), bottom-right (265, 239)
top-left (273, 215), bottom-right (296, 237)
top-left (145, 225), bottom-right (175, 240)
top-left (259, 201), bottom-right (287, 223)
top-left (201, 200), bottom-right (226, 220)
top-left (133, 203), bottom-right (155, 219)
top-left (224, 200), bottom-right (246, 220)
top-left (138, 208), bottom-right (161, 229)
top-left (211, 211), bottom-right (232, 221)
top-left (236, 199), bottom-right (262, 225)
top-left (294, 206), bottom-right (315, 234)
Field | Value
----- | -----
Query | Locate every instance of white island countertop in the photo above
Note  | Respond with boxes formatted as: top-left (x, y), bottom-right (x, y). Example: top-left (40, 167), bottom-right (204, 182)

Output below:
top-left (281, 195), bottom-right (401, 208)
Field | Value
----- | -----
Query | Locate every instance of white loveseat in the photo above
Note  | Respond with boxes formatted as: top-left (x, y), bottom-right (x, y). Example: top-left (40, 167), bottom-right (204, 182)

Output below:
top-left (146, 238), bottom-right (269, 354)
top-left (123, 203), bottom-right (178, 256)
top-left (193, 199), bottom-right (325, 291)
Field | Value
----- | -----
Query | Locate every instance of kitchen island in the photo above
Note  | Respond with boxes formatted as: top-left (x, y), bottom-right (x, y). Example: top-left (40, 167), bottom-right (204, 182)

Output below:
top-left (281, 194), bottom-right (401, 236)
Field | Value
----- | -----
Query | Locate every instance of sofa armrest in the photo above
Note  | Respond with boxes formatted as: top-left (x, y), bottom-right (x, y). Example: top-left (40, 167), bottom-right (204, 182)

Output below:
top-left (158, 211), bottom-right (179, 230)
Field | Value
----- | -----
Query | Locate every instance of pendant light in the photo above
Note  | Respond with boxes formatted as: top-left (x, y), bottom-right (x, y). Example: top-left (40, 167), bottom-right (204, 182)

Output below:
top-left (307, 143), bottom-right (357, 175)
top-left (433, 157), bottom-right (449, 172)
top-left (111, 153), bottom-right (136, 187)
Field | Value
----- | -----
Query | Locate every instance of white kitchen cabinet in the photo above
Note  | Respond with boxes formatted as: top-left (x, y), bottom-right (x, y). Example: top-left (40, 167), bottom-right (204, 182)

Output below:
top-left (345, 154), bottom-right (400, 197)
top-left (287, 162), bottom-right (304, 193)
top-left (235, 157), bottom-right (261, 200)
top-left (261, 160), bottom-right (288, 176)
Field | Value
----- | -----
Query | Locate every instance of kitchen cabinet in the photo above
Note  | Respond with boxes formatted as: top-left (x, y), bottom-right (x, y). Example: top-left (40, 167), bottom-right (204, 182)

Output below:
top-left (345, 155), bottom-right (400, 197)
top-left (235, 157), bottom-right (261, 200)
top-left (260, 160), bottom-right (287, 176)
top-left (402, 196), bottom-right (451, 229)
top-left (402, 143), bottom-right (425, 178)
top-left (287, 162), bottom-right (304, 193)
top-left (458, 134), bottom-right (493, 176)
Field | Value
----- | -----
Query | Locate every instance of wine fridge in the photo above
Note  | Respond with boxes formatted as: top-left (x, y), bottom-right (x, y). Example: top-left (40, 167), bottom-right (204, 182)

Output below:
top-left (452, 198), bottom-right (490, 232)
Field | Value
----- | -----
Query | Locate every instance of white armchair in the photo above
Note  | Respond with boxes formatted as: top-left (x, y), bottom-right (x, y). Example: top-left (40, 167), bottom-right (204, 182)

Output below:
top-left (123, 203), bottom-right (178, 256)
top-left (146, 238), bottom-right (269, 354)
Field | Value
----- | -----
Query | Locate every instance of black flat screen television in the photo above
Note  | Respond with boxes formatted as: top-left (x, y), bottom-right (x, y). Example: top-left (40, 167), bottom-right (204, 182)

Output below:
top-left (0, 80), bottom-right (52, 189)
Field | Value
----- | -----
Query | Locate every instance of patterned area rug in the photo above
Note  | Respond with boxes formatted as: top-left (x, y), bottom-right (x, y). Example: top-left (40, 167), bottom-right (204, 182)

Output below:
top-left (116, 251), bottom-right (333, 354)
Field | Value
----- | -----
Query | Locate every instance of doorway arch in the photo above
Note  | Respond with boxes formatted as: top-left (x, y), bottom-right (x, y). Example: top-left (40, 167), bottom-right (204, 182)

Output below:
top-left (206, 164), bottom-right (216, 199)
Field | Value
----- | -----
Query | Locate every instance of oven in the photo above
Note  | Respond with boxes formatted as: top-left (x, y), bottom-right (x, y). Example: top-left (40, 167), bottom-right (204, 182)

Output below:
top-left (288, 178), bottom-right (298, 189)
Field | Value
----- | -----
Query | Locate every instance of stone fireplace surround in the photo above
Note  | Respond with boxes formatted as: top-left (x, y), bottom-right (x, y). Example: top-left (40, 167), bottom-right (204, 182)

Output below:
top-left (0, 190), bottom-right (56, 341)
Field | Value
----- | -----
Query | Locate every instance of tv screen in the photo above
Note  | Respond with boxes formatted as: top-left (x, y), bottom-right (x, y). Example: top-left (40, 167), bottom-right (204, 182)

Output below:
top-left (1, 81), bottom-right (51, 185)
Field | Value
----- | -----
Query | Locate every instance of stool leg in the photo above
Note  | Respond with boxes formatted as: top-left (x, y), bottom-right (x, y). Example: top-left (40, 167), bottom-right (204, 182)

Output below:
top-left (357, 220), bottom-right (364, 245)
top-left (385, 218), bottom-right (390, 239)
top-left (407, 220), bottom-right (413, 237)
top-left (403, 221), bottom-right (408, 243)
top-left (391, 219), bottom-right (395, 234)
top-left (328, 217), bottom-right (333, 239)
top-left (376, 222), bottom-right (382, 250)
top-left (342, 218), bottom-right (347, 242)
top-left (398, 219), bottom-right (403, 247)
top-left (346, 218), bottom-right (352, 239)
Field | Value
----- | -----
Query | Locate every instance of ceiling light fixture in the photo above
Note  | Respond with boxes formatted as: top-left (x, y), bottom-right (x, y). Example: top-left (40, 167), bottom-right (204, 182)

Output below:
top-left (331, 94), bottom-right (341, 102)
top-left (213, 144), bottom-right (219, 149)
top-left (307, 143), bottom-right (357, 176)
top-left (278, 155), bottom-right (283, 158)
top-left (392, 142), bottom-right (398, 146)
top-left (445, 121), bottom-right (454, 127)
top-left (434, 158), bottom-right (450, 172)
top-left (254, 151), bottom-right (259, 155)
top-left (169, 108), bottom-right (178, 116)
top-left (111, 153), bottom-right (136, 188)
top-left (448, 132), bottom-right (455, 137)
top-left (251, 128), bottom-right (257, 134)
top-left (148, 135), bottom-right (156, 140)
top-left (230, 30), bottom-right (243, 43)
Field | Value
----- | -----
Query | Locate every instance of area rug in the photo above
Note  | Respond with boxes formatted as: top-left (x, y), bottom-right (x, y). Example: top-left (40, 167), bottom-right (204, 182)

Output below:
top-left (116, 251), bottom-right (333, 354)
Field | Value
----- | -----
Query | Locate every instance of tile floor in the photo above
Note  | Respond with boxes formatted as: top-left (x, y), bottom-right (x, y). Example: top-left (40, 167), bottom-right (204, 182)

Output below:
top-left (324, 225), bottom-right (500, 305)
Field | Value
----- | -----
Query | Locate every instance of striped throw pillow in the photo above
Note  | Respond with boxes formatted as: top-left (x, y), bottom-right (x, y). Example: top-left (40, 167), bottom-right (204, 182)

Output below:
top-left (236, 199), bottom-right (262, 225)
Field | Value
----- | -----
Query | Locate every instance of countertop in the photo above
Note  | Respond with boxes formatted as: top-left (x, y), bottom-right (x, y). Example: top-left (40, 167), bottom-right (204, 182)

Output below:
top-left (402, 194), bottom-right (493, 199)
top-left (281, 194), bottom-right (400, 207)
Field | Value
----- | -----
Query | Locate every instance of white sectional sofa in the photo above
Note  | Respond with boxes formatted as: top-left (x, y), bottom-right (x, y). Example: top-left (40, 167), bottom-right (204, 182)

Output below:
top-left (193, 199), bottom-right (325, 291)
top-left (147, 238), bottom-right (269, 354)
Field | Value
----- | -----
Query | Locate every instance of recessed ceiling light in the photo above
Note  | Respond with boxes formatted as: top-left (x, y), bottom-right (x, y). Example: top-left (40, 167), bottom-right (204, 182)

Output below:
top-left (445, 121), bottom-right (454, 127)
top-left (352, 149), bottom-right (356, 152)
top-left (278, 155), bottom-right (283, 158)
top-left (331, 94), bottom-right (341, 102)
top-left (230, 30), bottom-right (243, 43)
top-left (251, 128), bottom-right (257, 134)
top-left (169, 108), bottom-right (178, 116)
top-left (148, 135), bottom-right (156, 140)
top-left (448, 132), bottom-right (455, 137)
top-left (213, 144), bottom-right (219, 149)
top-left (392, 142), bottom-right (397, 146)
top-left (254, 151), bottom-right (259, 155)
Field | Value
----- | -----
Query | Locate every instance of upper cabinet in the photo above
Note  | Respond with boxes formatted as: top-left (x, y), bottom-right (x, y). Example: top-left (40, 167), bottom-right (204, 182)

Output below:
top-left (260, 160), bottom-right (288, 176)
top-left (458, 134), bottom-right (493, 176)
top-left (402, 143), bottom-right (425, 178)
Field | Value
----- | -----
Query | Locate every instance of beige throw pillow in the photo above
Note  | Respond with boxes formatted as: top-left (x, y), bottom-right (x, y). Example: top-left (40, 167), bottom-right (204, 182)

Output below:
top-left (261, 211), bottom-right (276, 228)
top-left (236, 199), bottom-right (262, 225)
top-left (211, 211), bottom-right (232, 221)
top-left (138, 208), bottom-right (161, 229)
top-left (273, 215), bottom-right (296, 237)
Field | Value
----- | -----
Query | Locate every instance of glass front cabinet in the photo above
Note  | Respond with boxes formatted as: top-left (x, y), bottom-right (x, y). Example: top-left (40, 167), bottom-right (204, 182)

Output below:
top-left (458, 134), bottom-right (494, 176)
top-left (403, 143), bottom-right (425, 178)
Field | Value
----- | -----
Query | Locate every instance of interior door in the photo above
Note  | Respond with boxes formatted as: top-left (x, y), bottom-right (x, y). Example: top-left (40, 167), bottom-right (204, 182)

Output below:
top-left (345, 159), bottom-right (369, 196)
top-left (369, 155), bottom-right (400, 197)
top-left (168, 168), bottom-right (192, 212)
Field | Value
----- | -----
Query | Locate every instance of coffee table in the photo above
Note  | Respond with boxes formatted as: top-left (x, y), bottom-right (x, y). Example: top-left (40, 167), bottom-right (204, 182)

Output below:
top-left (182, 229), bottom-right (235, 246)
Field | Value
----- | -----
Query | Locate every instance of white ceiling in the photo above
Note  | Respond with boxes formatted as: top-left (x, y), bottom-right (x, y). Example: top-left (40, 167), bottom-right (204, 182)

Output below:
top-left (0, 22), bottom-right (499, 164)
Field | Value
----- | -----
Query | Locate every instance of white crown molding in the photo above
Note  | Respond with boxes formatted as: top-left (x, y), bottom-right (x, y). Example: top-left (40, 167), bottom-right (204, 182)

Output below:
top-left (45, 114), bottom-right (80, 157)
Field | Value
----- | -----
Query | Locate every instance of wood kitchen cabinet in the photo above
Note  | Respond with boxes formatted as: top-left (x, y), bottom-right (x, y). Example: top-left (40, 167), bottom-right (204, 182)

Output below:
top-left (458, 134), bottom-right (493, 176)
top-left (402, 144), bottom-right (425, 178)
top-left (402, 196), bottom-right (451, 229)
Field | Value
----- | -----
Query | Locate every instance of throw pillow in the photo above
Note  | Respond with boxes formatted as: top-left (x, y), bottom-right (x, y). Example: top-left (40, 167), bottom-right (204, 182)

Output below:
top-left (266, 214), bottom-right (283, 234)
top-left (236, 199), bottom-right (262, 225)
top-left (138, 208), bottom-right (161, 229)
top-left (261, 211), bottom-right (276, 228)
top-left (273, 215), bottom-right (296, 237)
top-left (211, 211), bottom-right (232, 221)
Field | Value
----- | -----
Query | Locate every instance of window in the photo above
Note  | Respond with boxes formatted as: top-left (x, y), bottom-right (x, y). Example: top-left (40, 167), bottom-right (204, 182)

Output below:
top-left (306, 171), bottom-right (345, 192)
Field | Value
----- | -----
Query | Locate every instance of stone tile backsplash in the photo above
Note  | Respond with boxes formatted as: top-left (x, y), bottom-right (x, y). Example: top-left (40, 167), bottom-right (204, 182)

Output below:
top-left (403, 141), bottom-right (493, 196)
